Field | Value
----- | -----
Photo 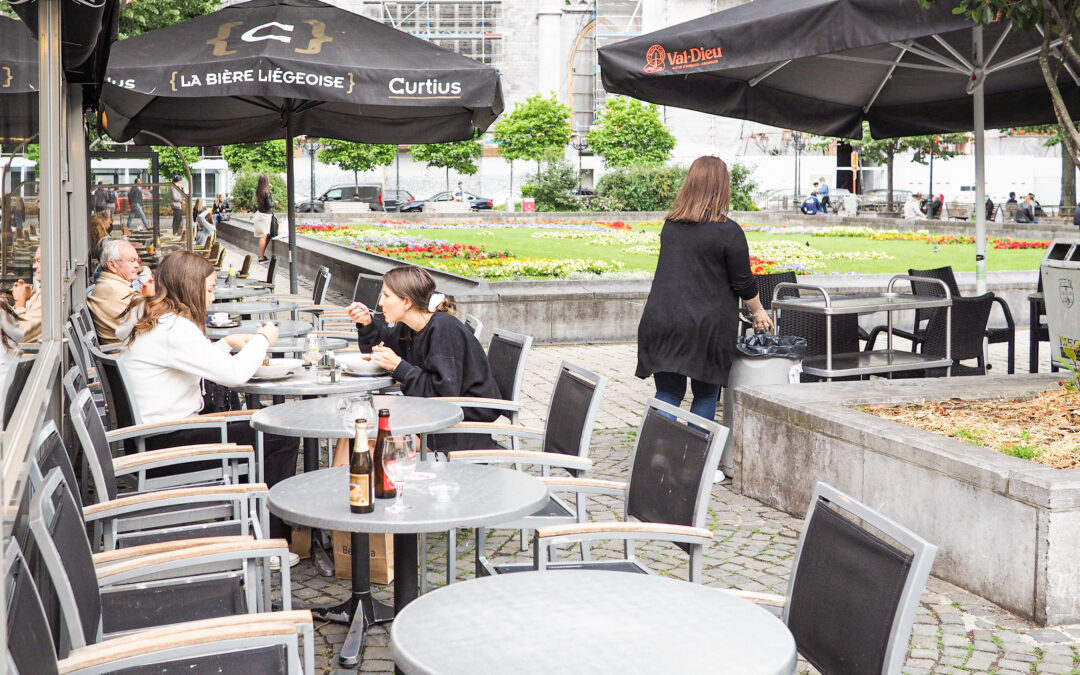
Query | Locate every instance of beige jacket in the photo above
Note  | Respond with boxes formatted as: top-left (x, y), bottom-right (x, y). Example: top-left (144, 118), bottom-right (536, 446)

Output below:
top-left (15, 290), bottom-right (41, 343)
top-left (87, 271), bottom-right (138, 345)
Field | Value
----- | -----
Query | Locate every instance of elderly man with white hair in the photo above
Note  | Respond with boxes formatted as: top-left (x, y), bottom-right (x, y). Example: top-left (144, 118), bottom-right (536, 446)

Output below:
top-left (87, 238), bottom-right (154, 344)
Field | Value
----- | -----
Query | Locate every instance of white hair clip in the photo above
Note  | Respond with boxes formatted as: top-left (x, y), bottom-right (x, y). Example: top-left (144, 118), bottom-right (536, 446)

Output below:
top-left (427, 292), bottom-right (446, 312)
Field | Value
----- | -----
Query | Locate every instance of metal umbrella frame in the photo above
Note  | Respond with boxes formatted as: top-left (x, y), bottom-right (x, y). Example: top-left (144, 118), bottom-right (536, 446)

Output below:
top-left (598, 0), bottom-right (1080, 293)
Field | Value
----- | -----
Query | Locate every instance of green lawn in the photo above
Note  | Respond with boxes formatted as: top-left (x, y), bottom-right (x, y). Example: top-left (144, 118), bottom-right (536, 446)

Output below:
top-left (374, 223), bottom-right (1044, 276)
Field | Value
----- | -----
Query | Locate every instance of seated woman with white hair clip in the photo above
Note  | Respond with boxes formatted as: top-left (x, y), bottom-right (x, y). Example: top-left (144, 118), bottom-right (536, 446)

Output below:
top-left (339, 265), bottom-right (502, 456)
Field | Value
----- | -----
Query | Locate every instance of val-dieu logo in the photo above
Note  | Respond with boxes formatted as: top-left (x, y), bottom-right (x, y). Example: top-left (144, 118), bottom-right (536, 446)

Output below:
top-left (1060, 278), bottom-right (1074, 308)
top-left (644, 44), bottom-right (667, 73)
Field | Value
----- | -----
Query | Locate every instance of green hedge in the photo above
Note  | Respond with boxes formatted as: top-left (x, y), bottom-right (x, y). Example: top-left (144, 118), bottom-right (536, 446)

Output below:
top-left (523, 160), bottom-right (582, 212)
top-left (593, 162), bottom-right (759, 213)
top-left (231, 171), bottom-right (286, 212)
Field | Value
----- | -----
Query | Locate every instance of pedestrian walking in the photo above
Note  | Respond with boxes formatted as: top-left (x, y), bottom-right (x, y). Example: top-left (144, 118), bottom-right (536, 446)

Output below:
top-left (126, 178), bottom-right (149, 232)
top-left (92, 180), bottom-right (109, 214)
top-left (635, 155), bottom-right (773, 429)
top-left (170, 175), bottom-right (185, 236)
top-left (817, 176), bottom-right (831, 214)
top-left (254, 174), bottom-right (278, 263)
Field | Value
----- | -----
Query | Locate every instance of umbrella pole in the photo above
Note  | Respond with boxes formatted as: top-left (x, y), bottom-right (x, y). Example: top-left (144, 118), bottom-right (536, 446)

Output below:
top-left (286, 106), bottom-right (298, 294)
top-left (973, 26), bottom-right (987, 295)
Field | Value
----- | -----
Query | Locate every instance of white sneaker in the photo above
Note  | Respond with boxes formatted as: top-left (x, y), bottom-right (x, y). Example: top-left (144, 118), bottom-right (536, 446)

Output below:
top-left (714, 469), bottom-right (727, 483)
top-left (270, 552), bottom-right (301, 571)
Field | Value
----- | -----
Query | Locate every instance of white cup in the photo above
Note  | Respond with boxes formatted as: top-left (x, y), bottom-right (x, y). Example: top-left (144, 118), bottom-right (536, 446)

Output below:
top-left (212, 312), bottom-right (229, 325)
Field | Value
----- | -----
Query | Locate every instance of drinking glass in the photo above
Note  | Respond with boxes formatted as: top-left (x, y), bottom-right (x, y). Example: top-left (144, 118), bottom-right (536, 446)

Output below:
top-left (303, 335), bottom-right (322, 369)
top-left (339, 393), bottom-right (375, 428)
top-left (382, 435), bottom-right (418, 514)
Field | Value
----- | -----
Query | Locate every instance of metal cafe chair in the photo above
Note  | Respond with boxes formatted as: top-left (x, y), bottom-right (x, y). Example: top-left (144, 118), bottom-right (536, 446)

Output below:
top-left (27, 466), bottom-right (311, 671)
top-left (463, 312), bottom-right (483, 339)
top-left (724, 482), bottom-right (937, 675)
top-left (435, 360), bottom-right (607, 584)
top-left (5, 538), bottom-right (313, 675)
top-left (523, 397), bottom-right (727, 584)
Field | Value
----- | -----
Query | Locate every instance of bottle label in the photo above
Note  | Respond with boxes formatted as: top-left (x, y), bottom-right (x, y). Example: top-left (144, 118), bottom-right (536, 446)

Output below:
top-left (349, 473), bottom-right (371, 507)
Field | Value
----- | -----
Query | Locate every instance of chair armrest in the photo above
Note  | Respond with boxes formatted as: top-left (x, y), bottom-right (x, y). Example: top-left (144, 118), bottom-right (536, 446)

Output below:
top-left (110, 443), bottom-right (253, 476)
top-left (534, 522), bottom-right (713, 569)
top-left (863, 324), bottom-right (921, 351)
top-left (296, 303), bottom-right (346, 311)
top-left (717, 588), bottom-right (787, 608)
top-left (991, 295), bottom-right (1016, 330)
top-left (92, 535), bottom-right (255, 565)
top-left (99, 344), bottom-right (124, 354)
top-left (82, 484), bottom-right (268, 521)
top-left (58, 621), bottom-right (303, 674)
top-left (105, 417), bottom-right (228, 443)
top-left (434, 396), bottom-right (522, 413)
top-left (309, 330), bottom-right (358, 339)
top-left (96, 538), bottom-right (289, 584)
top-left (448, 450), bottom-right (592, 472)
top-left (432, 421), bottom-right (544, 438)
top-left (537, 476), bottom-right (627, 497)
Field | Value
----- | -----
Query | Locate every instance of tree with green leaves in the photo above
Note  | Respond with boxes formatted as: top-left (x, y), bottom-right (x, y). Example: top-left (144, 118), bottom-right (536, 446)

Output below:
top-left (318, 140), bottom-right (396, 190)
top-left (222, 140), bottom-right (290, 174)
top-left (409, 137), bottom-right (482, 193)
top-left (1004, 124), bottom-right (1078, 208)
top-left (492, 93), bottom-right (572, 208)
top-left (917, 0), bottom-right (1079, 173)
top-left (152, 145), bottom-right (202, 184)
top-left (586, 97), bottom-right (676, 168)
top-left (118, 0), bottom-right (219, 39)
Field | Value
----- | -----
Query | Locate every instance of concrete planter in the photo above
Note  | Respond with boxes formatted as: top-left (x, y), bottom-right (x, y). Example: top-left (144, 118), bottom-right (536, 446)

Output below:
top-left (732, 374), bottom-right (1080, 625)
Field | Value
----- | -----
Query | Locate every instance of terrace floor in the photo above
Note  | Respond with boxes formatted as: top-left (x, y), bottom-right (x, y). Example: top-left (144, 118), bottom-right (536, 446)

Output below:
top-left (240, 251), bottom-right (1079, 674)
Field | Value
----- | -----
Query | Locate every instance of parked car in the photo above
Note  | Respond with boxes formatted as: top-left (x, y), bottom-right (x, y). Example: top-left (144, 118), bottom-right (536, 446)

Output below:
top-left (382, 189), bottom-right (415, 212)
top-left (568, 186), bottom-right (595, 196)
top-left (297, 184), bottom-right (385, 212)
top-left (400, 190), bottom-right (493, 212)
top-left (862, 188), bottom-right (912, 212)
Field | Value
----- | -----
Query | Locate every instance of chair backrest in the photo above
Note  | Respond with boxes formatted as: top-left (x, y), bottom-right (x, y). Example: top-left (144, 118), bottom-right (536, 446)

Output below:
top-left (28, 467), bottom-right (104, 654)
top-left (352, 271), bottom-right (383, 307)
top-left (265, 256), bottom-right (278, 284)
top-left (784, 482), bottom-right (937, 675)
top-left (312, 265), bottom-right (331, 304)
top-left (909, 267), bottom-right (961, 330)
top-left (77, 305), bottom-right (96, 339)
top-left (758, 271), bottom-right (798, 310)
top-left (921, 293), bottom-right (994, 365)
top-left (5, 540), bottom-right (61, 675)
top-left (64, 320), bottom-right (95, 385)
top-left (541, 361), bottom-right (608, 462)
top-left (69, 387), bottom-right (119, 502)
top-left (463, 313), bottom-right (483, 340)
top-left (33, 422), bottom-right (84, 515)
top-left (624, 398), bottom-right (727, 544)
top-left (4, 352), bottom-right (34, 424)
top-left (86, 345), bottom-right (138, 430)
top-left (487, 328), bottom-right (533, 404)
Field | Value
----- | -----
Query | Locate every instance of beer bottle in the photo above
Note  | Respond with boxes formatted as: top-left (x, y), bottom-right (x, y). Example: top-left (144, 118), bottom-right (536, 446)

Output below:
top-left (373, 408), bottom-right (396, 499)
top-left (349, 418), bottom-right (374, 514)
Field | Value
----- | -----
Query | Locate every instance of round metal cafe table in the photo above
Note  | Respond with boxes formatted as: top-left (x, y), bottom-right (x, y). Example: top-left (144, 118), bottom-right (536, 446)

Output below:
top-left (391, 570), bottom-right (798, 675)
top-left (251, 336), bottom-right (350, 355)
top-left (208, 299), bottom-right (299, 316)
top-left (250, 395), bottom-right (461, 440)
top-left (270, 463), bottom-right (547, 668)
top-left (205, 319), bottom-right (311, 340)
top-left (212, 285), bottom-right (271, 301)
top-left (230, 369), bottom-right (391, 397)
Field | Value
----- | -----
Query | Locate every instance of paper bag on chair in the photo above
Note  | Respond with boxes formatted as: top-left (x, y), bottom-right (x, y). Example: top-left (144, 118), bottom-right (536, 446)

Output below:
top-left (289, 525), bottom-right (312, 559)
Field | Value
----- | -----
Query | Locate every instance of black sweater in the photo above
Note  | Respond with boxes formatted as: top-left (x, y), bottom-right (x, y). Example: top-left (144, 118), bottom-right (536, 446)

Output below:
top-left (356, 311), bottom-right (502, 451)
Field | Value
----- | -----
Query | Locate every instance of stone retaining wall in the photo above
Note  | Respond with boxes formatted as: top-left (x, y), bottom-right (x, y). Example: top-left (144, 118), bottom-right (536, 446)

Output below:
top-left (732, 374), bottom-right (1079, 625)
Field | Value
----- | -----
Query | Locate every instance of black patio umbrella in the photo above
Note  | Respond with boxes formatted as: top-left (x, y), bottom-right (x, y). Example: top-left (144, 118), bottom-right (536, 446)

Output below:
top-left (0, 15), bottom-right (39, 144)
top-left (101, 0), bottom-right (504, 291)
top-left (598, 0), bottom-right (1080, 291)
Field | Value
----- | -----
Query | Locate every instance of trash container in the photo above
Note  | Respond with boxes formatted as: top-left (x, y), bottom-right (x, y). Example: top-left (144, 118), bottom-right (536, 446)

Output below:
top-left (843, 193), bottom-right (859, 216)
top-left (1040, 238), bottom-right (1080, 368)
top-left (521, 197), bottom-right (536, 213)
top-left (720, 334), bottom-right (807, 477)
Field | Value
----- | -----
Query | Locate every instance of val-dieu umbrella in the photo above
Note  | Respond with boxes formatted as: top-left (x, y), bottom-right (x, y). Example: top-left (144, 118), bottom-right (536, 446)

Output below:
top-left (101, 0), bottom-right (504, 291)
top-left (598, 0), bottom-right (1080, 292)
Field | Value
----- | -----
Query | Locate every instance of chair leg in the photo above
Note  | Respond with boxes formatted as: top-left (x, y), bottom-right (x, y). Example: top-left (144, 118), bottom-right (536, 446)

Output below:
top-left (1007, 338), bottom-right (1015, 375)
top-left (420, 533), bottom-right (429, 595)
top-left (446, 528), bottom-right (456, 585)
top-left (474, 527), bottom-right (486, 577)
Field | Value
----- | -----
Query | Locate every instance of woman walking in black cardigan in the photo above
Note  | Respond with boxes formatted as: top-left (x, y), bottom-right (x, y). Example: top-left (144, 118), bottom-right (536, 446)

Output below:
top-left (636, 156), bottom-right (773, 422)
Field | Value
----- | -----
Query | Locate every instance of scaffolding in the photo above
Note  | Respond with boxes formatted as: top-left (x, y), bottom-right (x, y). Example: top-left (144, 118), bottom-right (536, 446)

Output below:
top-left (360, 1), bottom-right (503, 65)
top-left (591, 0), bottom-right (642, 119)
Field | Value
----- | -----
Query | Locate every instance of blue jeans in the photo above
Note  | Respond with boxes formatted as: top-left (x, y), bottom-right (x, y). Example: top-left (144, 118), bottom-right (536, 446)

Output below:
top-left (652, 371), bottom-right (721, 422)
top-left (127, 203), bottom-right (148, 229)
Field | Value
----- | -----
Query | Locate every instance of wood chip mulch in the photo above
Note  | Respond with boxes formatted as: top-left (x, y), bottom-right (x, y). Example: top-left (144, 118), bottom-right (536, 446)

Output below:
top-left (857, 387), bottom-right (1080, 468)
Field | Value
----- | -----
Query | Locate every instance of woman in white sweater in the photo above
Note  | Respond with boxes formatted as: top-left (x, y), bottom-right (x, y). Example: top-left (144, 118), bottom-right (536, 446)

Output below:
top-left (118, 251), bottom-right (298, 539)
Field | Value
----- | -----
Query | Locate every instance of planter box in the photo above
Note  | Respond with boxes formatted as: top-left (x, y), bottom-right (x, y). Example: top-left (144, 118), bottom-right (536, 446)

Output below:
top-left (732, 374), bottom-right (1080, 625)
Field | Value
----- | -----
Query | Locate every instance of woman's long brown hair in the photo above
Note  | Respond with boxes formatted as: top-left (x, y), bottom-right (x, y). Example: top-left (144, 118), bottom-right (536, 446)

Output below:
top-left (667, 155), bottom-right (731, 224)
top-left (383, 266), bottom-right (457, 316)
top-left (124, 251), bottom-right (214, 343)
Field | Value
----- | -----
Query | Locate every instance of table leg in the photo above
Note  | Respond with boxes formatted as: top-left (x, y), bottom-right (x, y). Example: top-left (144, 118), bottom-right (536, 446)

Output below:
top-left (1029, 299), bottom-right (1039, 373)
top-left (394, 533), bottom-right (420, 614)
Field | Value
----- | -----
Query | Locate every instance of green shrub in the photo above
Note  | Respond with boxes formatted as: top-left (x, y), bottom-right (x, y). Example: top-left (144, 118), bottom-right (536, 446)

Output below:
top-left (231, 171), bottom-right (286, 212)
top-left (730, 162), bottom-right (760, 211)
top-left (594, 165), bottom-right (687, 212)
top-left (525, 160), bottom-right (581, 212)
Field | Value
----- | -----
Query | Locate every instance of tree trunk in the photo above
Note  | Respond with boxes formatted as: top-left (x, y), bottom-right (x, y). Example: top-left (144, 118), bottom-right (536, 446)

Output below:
top-left (1063, 146), bottom-right (1077, 210)
top-left (353, 171), bottom-right (358, 190)
top-left (445, 167), bottom-right (450, 194)
top-left (509, 161), bottom-right (514, 212)
top-left (887, 149), bottom-right (895, 213)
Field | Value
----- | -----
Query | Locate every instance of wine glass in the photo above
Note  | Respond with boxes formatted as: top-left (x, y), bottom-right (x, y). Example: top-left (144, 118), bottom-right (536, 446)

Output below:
top-left (303, 335), bottom-right (322, 369)
top-left (382, 436), bottom-right (418, 514)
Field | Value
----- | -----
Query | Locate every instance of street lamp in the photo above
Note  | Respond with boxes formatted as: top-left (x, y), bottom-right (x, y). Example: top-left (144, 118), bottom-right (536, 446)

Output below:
top-left (782, 129), bottom-right (808, 206)
top-left (570, 127), bottom-right (590, 191)
top-left (301, 137), bottom-right (322, 206)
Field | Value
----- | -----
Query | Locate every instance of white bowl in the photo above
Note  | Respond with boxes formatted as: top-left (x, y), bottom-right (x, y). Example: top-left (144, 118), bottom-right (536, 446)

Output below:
top-left (336, 353), bottom-right (386, 375)
top-left (254, 358), bottom-right (304, 379)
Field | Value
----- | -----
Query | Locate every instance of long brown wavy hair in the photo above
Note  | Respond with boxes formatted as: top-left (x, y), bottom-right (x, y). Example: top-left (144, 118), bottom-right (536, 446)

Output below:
top-left (667, 155), bottom-right (731, 224)
top-left (124, 251), bottom-right (214, 343)
top-left (383, 266), bottom-right (456, 316)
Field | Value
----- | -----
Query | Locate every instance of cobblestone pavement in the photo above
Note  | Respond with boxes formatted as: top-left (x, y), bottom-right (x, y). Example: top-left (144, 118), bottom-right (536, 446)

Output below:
top-left (234, 251), bottom-right (1079, 673)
